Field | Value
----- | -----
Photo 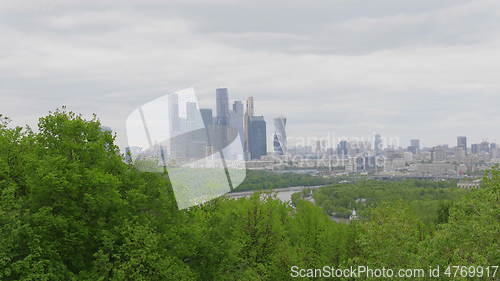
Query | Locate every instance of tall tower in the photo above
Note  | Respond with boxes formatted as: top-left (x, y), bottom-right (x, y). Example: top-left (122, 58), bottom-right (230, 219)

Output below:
top-left (199, 108), bottom-right (213, 128)
top-left (248, 116), bottom-right (267, 160)
top-left (273, 116), bottom-right (287, 155)
top-left (374, 134), bottom-right (383, 156)
top-left (215, 88), bottom-right (230, 151)
top-left (230, 101), bottom-right (244, 145)
top-left (168, 93), bottom-right (180, 134)
top-left (246, 96), bottom-right (254, 117)
top-left (243, 97), bottom-right (255, 159)
top-left (186, 102), bottom-right (200, 130)
top-left (338, 140), bottom-right (349, 158)
top-left (216, 88), bottom-right (229, 126)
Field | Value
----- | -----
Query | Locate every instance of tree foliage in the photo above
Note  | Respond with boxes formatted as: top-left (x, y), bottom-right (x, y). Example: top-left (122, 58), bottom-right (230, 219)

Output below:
top-left (0, 111), bottom-right (498, 280)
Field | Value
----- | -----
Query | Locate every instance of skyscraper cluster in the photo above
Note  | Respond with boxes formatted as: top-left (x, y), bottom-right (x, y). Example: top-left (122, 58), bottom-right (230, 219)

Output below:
top-left (200, 88), bottom-right (268, 161)
top-left (127, 87), bottom-right (285, 167)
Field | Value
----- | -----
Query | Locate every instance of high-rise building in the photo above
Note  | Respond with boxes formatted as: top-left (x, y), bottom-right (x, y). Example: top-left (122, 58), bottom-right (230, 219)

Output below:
top-left (273, 116), bottom-right (287, 155)
top-left (491, 143), bottom-right (498, 158)
top-left (408, 139), bottom-right (420, 154)
top-left (233, 100), bottom-right (244, 115)
top-left (490, 143), bottom-right (497, 151)
top-left (186, 102), bottom-right (200, 130)
top-left (457, 136), bottom-right (467, 155)
top-left (216, 88), bottom-right (229, 126)
top-left (455, 146), bottom-right (466, 161)
top-left (338, 140), bottom-right (349, 158)
top-left (199, 108), bottom-right (214, 156)
top-left (230, 100), bottom-right (244, 141)
top-left (408, 146), bottom-right (417, 154)
top-left (356, 156), bottom-right (376, 172)
top-left (431, 146), bottom-right (447, 162)
top-left (200, 108), bottom-right (213, 128)
top-left (374, 134), bottom-right (383, 155)
top-left (168, 93), bottom-right (180, 134)
top-left (411, 139), bottom-right (420, 150)
top-left (243, 96), bottom-right (255, 159)
top-left (215, 88), bottom-right (231, 153)
top-left (248, 116), bottom-right (267, 160)
top-left (167, 93), bottom-right (181, 158)
top-left (471, 144), bottom-right (480, 155)
top-left (480, 141), bottom-right (490, 153)
top-left (315, 140), bottom-right (322, 154)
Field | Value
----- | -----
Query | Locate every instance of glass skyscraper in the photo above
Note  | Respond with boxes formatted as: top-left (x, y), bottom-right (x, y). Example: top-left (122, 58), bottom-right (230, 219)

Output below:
top-left (273, 116), bottom-right (287, 155)
top-left (248, 116), bottom-right (267, 160)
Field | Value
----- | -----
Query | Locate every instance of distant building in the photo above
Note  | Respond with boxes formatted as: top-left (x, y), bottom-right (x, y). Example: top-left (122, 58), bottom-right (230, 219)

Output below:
top-left (315, 140), bottom-right (322, 154)
top-left (411, 139), bottom-right (420, 150)
top-left (480, 141), bottom-right (490, 153)
top-left (455, 147), bottom-right (466, 161)
top-left (490, 143), bottom-right (497, 151)
top-left (338, 140), bottom-right (349, 158)
top-left (216, 88), bottom-right (229, 126)
top-left (457, 179), bottom-right (482, 189)
top-left (186, 102), bottom-right (200, 130)
top-left (457, 136), bottom-right (467, 155)
top-left (273, 116), bottom-right (287, 155)
top-left (471, 143), bottom-right (480, 155)
top-left (356, 156), bottom-right (376, 172)
top-left (408, 146), bottom-right (418, 154)
top-left (243, 97), bottom-right (254, 159)
top-left (168, 93), bottom-right (180, 133)
top-left (200, 108), bottom-right (213, 128)
top-left (410, 163), bottom-right (456, 176)
top-left (431, 146), bottom-right (447, 162)
top-left (215, 88), bottom-right (231, 152)
top-left (374, 134), bottom-right (383, 156)
top-left (408, 139), bottom-right (420, 154)
top-left (230, 100), bottom-right (244, 141)
top-left (248, 116), bottom-right (267, 160)
top-left (491, 143), bottom-right (498, 158)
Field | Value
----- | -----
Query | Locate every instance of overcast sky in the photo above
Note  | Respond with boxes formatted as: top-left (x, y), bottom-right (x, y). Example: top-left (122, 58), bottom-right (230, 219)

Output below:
top-left (1, 0), bottom-right (499, 149)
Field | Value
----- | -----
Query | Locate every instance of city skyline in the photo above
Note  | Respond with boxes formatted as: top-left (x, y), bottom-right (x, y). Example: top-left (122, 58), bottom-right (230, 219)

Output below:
top-left (122, 86), bottom-right (499, 179)
top-left (125, 87), bottom-right (498, 160)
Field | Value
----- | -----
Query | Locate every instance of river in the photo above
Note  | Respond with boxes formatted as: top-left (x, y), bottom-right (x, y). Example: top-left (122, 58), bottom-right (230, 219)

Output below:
top-left (226, 185), bottom-right (326, 202)
top-left (226, 185), bottom-right (351, 223)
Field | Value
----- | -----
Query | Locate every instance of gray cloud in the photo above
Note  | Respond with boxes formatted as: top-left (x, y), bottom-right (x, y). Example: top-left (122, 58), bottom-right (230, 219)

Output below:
top-left (0, 0), bottom-right (499, 149)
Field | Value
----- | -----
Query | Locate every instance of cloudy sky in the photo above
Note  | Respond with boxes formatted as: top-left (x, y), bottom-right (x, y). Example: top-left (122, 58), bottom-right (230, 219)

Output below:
top-left (1, 0), bottom-right (499, 149)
